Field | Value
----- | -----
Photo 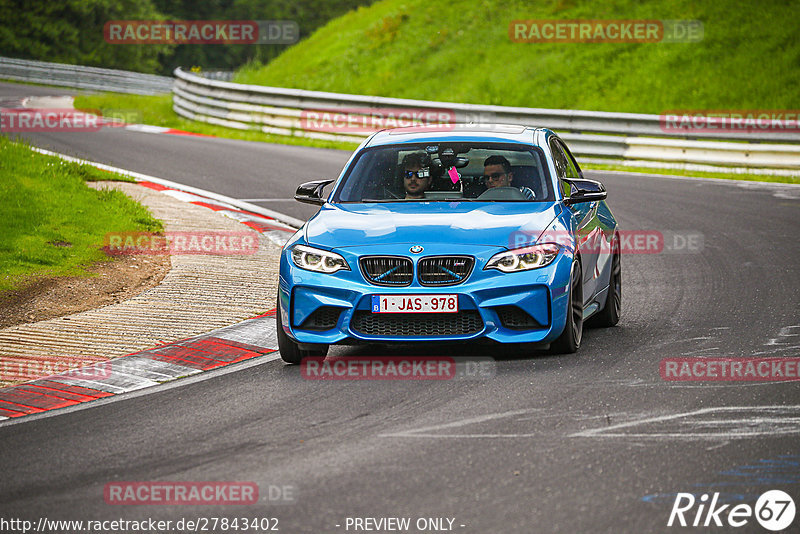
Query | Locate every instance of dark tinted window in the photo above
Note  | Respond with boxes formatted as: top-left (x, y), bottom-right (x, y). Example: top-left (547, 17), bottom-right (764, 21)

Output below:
top-left (333, 143), bottom-right (553, 203)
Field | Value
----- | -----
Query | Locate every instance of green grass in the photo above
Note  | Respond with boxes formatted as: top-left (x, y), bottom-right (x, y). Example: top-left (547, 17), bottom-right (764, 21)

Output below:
top-left (581, 162), bottom-right (800, 184)
top-left (67, 162), bottom-right (137, 183)
top-left (73, 93), bottom-right (360, 151)
top-left (0, 137), bottom-right (163, 293)
top-left (233, 0), bottom-right (799, 113)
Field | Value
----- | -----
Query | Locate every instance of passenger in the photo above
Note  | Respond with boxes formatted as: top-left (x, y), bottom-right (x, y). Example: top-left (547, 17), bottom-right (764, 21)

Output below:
top-left (401, 153), bottom-right (432, 199)
top-left (483, 155), bottom-right (534, 199)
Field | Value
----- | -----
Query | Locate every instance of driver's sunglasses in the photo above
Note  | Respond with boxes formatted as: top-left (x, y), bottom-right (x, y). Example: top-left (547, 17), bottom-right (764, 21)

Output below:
top-left (483, 171), bottom-right (507, 182)
top-left (404, 169), bottom-right (430, 179)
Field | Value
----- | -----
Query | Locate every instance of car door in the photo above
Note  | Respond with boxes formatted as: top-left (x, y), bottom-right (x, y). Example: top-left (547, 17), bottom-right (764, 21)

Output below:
top-left (550, 138), bottom-right (598, 302)
top-left (561, 139), bottom-right (614, 297)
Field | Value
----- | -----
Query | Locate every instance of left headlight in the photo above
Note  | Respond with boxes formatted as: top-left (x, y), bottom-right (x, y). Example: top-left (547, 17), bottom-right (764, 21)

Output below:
top-left (485, 243), bottom-right (560, 272)
top-left (291, 244), bottom-right (350, 273)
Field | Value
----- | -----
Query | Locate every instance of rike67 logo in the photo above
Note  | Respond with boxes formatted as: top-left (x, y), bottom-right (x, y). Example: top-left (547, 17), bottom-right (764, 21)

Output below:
top-left (668, 490), bottom-right (795, 531)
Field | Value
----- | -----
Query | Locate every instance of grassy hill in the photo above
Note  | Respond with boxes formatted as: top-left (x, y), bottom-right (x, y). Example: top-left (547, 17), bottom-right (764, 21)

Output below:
top-left (233, 0), bottom-right (800, 113)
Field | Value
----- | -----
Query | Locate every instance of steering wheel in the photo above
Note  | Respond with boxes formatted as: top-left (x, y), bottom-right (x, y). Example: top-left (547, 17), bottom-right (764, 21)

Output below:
top-left (382, 187), bottom-right (402, 199)
top-left (476, 186), bottom-right (526, 200)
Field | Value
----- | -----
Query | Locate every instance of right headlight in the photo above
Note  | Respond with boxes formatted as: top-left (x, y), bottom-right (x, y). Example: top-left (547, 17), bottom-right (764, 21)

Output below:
top-left (291, 244), bottom-right (350, 274)
top-left (484, 243), bottom-right (560, 272)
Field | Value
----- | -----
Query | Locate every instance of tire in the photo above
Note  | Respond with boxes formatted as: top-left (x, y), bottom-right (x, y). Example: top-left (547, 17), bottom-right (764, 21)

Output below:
top-left (587, 241), bottom-right (621, 328)
top-left (276, 295), bottom-right (329, 364)
top-left (550, 260), bottom-right (583, 354)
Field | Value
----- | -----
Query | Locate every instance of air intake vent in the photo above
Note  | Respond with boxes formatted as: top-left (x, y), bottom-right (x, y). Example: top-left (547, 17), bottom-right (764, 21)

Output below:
top-left (495, 306), bottom-right (543, 330)
top-left (351, 310), bottom-right (483, 337)
top-left (299, 306), bottom-right (343, 330)
top-left (360, 256), bottom-right (413, 286)
top-left (418, 256), bottom-right (474, 286)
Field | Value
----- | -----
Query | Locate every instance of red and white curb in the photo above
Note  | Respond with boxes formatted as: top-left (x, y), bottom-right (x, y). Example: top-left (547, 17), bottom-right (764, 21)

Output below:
top-left (122, 124), bottom-right (215, 137)
top-left (0, 148), bottom-right (304, 422)
top-left (0, 311), bottom-right (279, 421)
top-left (135, 180), bottom-right (297, 246)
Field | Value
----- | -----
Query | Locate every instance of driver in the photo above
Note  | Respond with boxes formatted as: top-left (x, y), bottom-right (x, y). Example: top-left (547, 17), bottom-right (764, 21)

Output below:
top-left (483, 155), bottom-right (534, 199)
top-left (401, 153), bottom-right (432, 199)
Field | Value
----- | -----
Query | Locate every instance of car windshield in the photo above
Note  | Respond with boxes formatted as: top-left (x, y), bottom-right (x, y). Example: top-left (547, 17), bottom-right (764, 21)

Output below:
top-left (333, 143), bottom-right (554, 202)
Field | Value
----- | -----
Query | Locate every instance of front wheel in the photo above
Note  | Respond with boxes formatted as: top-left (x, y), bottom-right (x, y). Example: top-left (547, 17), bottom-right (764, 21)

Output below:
top-left (550, 260), bottom-right (583, 354)
top-left (276, 295), bottom-right (329, 364)
top-left (587, 241), bottom-right (621, 328)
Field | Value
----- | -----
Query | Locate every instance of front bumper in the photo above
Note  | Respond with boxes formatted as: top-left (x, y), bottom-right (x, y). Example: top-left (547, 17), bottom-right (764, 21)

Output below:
top-left (278, 243), bottom-right (574, 346)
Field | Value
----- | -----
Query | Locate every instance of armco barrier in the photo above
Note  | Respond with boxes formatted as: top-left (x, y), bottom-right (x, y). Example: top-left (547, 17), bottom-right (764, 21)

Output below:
top-left (0, 56), bottom-right (172, 95)
top-left (2, 57), bottom-right (797, 173)
top-left (172, 67), bottom-right (800, 173)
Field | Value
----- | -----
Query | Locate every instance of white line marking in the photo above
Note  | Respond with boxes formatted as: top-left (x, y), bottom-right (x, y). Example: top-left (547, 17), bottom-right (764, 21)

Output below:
top-left (662, 380), bottom-right (800, 388)
top-left (383, 433), bottom-right (545, 438)
top-left (124, 124), bottom-right (171, 134)
top-left (27, 147), bottom-right (304, 229)
top-left (379, 408), bottom-right (540, 438)
top-left (576, 406), bottom-right (793, 434)
top-left (571, 405), bottom-right (800, 439)
top-left (582, 430), bottom-right (800, 439)
top-left (683, 417), bottom-right (800, 425)
top-left (680, 347), bottom-right (722, 356)
top-left (766, 325), bottom-right (800, 346)
top-left (750, 346), bottom-right (800, 356)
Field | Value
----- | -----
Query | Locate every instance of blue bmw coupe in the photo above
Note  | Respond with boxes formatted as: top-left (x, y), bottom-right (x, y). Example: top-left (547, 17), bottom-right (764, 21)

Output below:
top-left (277, 125), bottom-right (621, 363)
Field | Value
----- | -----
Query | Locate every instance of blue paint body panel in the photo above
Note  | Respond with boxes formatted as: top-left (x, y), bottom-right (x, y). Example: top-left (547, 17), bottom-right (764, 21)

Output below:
top-left (279, 126), bottom-right (618, 348)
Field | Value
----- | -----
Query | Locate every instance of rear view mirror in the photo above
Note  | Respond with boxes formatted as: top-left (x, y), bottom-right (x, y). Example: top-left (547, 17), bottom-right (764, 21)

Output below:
top-left (295, 179), bottom-right (335, 205)
top-left (563, 178), bottom-right (607, 205)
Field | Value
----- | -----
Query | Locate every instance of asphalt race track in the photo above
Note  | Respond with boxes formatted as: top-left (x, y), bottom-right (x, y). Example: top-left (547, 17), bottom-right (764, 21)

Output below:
top-left (1, 82), bottom-right (799, 533)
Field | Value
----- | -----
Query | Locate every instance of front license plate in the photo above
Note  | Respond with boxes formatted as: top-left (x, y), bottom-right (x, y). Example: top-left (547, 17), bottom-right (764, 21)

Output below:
top-left (371, 295), bottom-right (458, 313)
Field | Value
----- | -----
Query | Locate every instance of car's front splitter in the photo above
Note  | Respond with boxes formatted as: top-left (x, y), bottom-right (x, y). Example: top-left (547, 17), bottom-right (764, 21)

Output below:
top-left (278, 252), bottom-right (573, 346)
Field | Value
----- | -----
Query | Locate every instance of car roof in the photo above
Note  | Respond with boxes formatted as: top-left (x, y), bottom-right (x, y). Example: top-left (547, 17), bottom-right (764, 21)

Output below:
top-left (364, 124), bottom-right (554, 147)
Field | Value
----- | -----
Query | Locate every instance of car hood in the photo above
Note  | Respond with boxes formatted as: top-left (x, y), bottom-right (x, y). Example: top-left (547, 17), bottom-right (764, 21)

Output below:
top-left (305, 202), bottom-right (561, 249)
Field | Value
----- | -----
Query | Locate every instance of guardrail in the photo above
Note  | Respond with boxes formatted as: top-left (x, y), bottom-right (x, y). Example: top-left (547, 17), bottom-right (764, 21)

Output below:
top-left (173, 68), bottom-right (800, 174)
top-left (0, 57), bottom-right (172, 95)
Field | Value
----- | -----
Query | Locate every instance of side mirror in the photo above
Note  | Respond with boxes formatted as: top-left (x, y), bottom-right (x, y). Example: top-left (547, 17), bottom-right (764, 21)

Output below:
top-left (295, 179), bottom-right (335, 205)
top-left (563, 178), bottom-right (607, 205)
